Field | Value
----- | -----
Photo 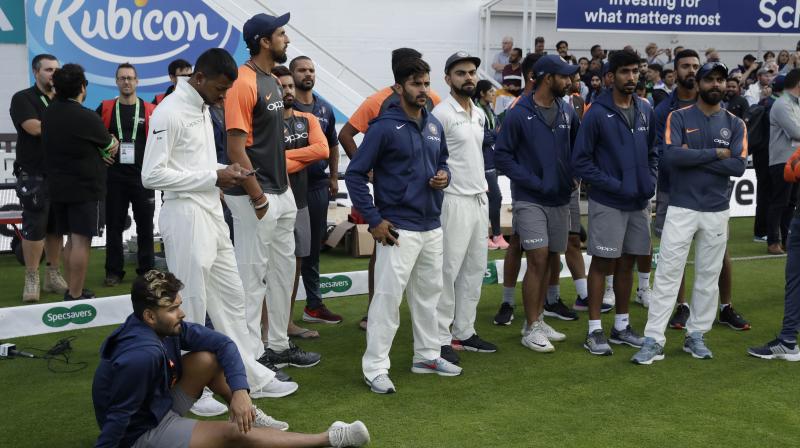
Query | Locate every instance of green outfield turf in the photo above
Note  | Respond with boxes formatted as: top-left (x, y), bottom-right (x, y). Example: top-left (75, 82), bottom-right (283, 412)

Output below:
top-left (1, 217), bottom-right (798, 447)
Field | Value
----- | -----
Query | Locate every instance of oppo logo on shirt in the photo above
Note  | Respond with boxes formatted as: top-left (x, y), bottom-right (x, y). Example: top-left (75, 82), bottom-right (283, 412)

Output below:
top-left (426, 135), bottom-right (441, 142)
top-left (266, 100), bottom-right (284, 112)
top-left (714, 138), bottom-right (730, 146)
top-left (637, 126), bottom-right (648, 132)
top-left (285, 132), bottom-right (309, 143)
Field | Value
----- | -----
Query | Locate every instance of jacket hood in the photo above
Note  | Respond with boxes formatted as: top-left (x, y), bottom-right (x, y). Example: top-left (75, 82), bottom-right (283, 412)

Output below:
top-left (100, 314), bottom-right (163, 361)
top-left (370, 101), bottom-right (431, 127)
top-left (593, 89), bottom-right (647, 112)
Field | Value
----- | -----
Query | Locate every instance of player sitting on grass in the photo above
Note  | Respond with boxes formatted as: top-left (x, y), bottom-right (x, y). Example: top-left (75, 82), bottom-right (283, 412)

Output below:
top-left (92, 269), bottom-right (370, 448)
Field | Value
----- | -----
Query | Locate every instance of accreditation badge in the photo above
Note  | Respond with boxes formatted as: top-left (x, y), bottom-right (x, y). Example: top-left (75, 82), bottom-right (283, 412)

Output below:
top-left (120, 142), bottom-right (135, 164)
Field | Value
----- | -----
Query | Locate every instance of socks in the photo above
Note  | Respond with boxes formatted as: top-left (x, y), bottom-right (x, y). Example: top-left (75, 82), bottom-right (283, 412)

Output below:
top-left (588, 319), bottom-right (602, 333)
top-left (605, 275), bottom-right (614, 289)
top-left (638, 271), bottom-right (650, 289)
top-left (502, 287), bottom-right (515, 306)
top-left (614, 313), bottom-right (630, 331)
top-left (546, 285), bottom-right (560, 305)
top-left (719, 303), bottom-right (730, 312)
top-left (574, 278), bottom-right (588, 299)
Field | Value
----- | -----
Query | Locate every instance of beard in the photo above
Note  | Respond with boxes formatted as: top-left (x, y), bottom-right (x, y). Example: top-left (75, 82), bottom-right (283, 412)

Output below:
top-left (699, 88), bottom-right (723, 105)
top-left (283, 96), bottom-right (294, 109)
top-left (272, 48), bottom-right (288, 64)
top-left (677, 76), bottom-right (696, 90)
top-left (296, 78), bottom-right (314, 91)
top-left (453, 82), bottom-right (475, 98)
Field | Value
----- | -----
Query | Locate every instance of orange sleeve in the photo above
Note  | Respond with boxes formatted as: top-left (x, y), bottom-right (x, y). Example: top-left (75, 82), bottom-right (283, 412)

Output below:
top-left (664, 111), bottom-right (674, 145)
top-left (785, 146), bottom-right (800, 183)
top-left (740, 124), bottom-right (749, 158)
top-left (429, 89), bottom-right (442, 106)
top-left (348, 87), bottom-right (394, 133)
top-left (225, 67), bottom-right (256, 137)
top-left (285, 112), bottom-right (330, 173)
top-left (286, 159), bottom-right (306, 174)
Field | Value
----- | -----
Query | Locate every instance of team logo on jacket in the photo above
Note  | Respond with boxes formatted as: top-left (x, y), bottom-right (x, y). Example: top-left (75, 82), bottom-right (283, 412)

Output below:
top-left (294, 121), bottom-right (305, 132)
top-left (720, 128), bottom-right (731, 139)
top-left (428, 123), bottom-right (438, 135)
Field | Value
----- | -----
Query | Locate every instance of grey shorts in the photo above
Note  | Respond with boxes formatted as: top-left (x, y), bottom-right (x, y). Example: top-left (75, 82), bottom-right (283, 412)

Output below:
top-left (294, 206), bottom-right (311, 258)
top-left (569, 187), bottom-right (581, 234)
top-left (512, 200), bottom-right (569, 253)
top-left (587, 199), bottom-right (651, 258)
top-left (654, 191), bottom-right (669, 238)
top-left (132, 387), bottom-right (198, 448)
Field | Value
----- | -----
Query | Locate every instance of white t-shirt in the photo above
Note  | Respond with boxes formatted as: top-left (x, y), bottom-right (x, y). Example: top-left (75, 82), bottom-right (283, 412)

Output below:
top-left (432, 94), bottom-right (488, 196)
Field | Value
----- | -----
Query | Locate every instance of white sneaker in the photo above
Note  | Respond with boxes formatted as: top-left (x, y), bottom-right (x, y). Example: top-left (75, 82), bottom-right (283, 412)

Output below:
top-left (190, 388), bottom-right (228, 417)
top-left (253, 406), bottom-right (289, 431)
top-left (328, 420), bottom-right (371, 447)
top-left (250, 378), bottom-right (299, 399)
top-left (22, 270), bottom-right (40, 303)
top-left (635, 286), bottom-right (652, 308)
top-left (364, 373), bottom-right (396, 394)
top-left (603, 285), bottom-right (616, 307)
top-left (538, 318), bottom-right (567, 342)
top-left (521, 322), bottom-right (555, 353)
top-left (520, 320), bottom-right (531, 337)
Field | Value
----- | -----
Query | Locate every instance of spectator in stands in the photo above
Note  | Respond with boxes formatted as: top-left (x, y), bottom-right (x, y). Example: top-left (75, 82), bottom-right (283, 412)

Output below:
top-left (673, 46), bottom-right (685, 58)
top-left (778, 49), bottom-right (792, 74)
top-left (585, 71), bottom-right (603, 104)
top-left (739, 54), bottom-right (760, 85)
top-left (590, 44), bottom-right (606, 64)
top-left (152, 59), bottom-right (192, 105)
top-left (645, 43), bottom-right (668, 66)
top-left (724, 76), bottom-right (749, 118)
top-left (494, 73), bottom-right (523, 120)
top-left (766, 69), bottom-right (800, 255)
top-left (534, 36), bottom-right (546, 55)
top-left (473, 80), bottom-right (507, 250)
top-left (745, 67), bottom-right (775, 105)
top-left (10, 53), bottom-right (69, 303)
top-left (639, 58), bottom-right (649, 77)
top-left (556, 40), bottom-right (577, 64)
top-left (42, 64), bottom-right (118, 301)
top-left (663, 68), bottom-right (675, 92)
top-left (648, 64), bottom-right (669, 106)
top-left (635, 80), bottom-right (648, 103)
top-left (491, 36), bottom-right (514, 83)
top-left (761, 74), bottom-right (784, 109)
top-left (705, 48), bottom-right (721, 63)
top-left (764, 50), bottom-right (777, 64)
top-left (502, 47), bottom-right (523, 83)
top-left (96, 63), bottom-right (156, 287)
top-left (578, 57), bottom-right (590, 78)
top-left (749, 76), bottom-right (783, 243)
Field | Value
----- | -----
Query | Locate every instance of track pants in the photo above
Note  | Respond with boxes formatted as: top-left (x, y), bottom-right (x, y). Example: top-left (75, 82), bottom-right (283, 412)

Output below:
top-left (645, 206), bottom-right (729, 345)
top-left (780, 216), bottom-right (800, 342)
top-left (436, 193), bottom-right (488, 345)
top-left (362, 228), bottom-right (443, 381)
top-left (105, 178), bottom-right (155, 278)
top-left (225, 191), bottom-right (297, 355)
top-left (301, 186), bottom-right (329, 309)
top-left (159, 198), bottom-right (274, 389)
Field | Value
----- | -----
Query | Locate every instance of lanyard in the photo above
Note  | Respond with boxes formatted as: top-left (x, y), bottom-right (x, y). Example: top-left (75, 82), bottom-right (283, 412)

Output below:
top-left (39, 95), bottom-right (49, 107)
top-left (115, 99), bottom-right (140, 142)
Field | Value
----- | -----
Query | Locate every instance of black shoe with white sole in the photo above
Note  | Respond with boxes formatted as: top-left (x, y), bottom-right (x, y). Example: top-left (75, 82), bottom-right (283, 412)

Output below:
top-left (459, 334), bottom-right (498, 353)
top-left (263, 341), bottom-right (321, 368)
top-left (493, 302), bottom-right (514, 325)
top-left (440, 345), bottom-right (460, 364)
top-left (543, 297), bottom-right (579, 321)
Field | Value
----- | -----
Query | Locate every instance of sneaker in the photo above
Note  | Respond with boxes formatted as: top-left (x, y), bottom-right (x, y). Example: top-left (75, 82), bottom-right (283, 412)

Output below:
top-left (103, 275), bottom-right (122, 287)
top-left (450, 339), bottom-right (464, 351)
top-left (753, 235), bottom-right (767, 243)
top-left (411, 357), bottom-right (463, 376)
top-left (718, 305), bottom-right (751, 330)
top-left (190, 388), bottom-right (228, 417)
top-left (359, 315), bottom-right (368, 331)
top-left (264, 341), bottom-right (321, 368)
top-left (43, 268), bottom-right (69, 294)
top-left (440, 345), bottom-right (460, 364)
top-left (543, 297), bottom-right (579, 321)
top-left (610, 325), bottom-right (645, 348)
top-left (584, 329), bottom-right (613, 356)
top-left (492, 235), bottom-right (510, 250)
top-left (493, 302), bottom-right (514, 325)
top-left (747, 338), bottom-right (800, 361)
top-left (256, 353), bottom-right (293, 382)
top-left (602, 285), bottom-right (615, 308)
top-left (250, 378), bottom-right (299, 398)
top-left (683, 332), bottom-right (713, 359)
top-left (634, 287), bottom-right (652, 308)
top-left (460, 334), bottom-right (498, 353)
top-left (538, 318), bottom-right (567, 342)
top-left (768, 243), bottom-right (785, 255)
top-left (22, 270), bottom-right (40, 303)
top-left (253, 406), bottom-right (289, 431)
top-left (573, 296), bottom-right (613, 313)
top-left (63, 290), bottom-right (94, 301)
top-left (487, 237), bottom-right (499, 250)
top-left (521, 321), bottom-right (556, 353)
top-left (328, 420), bottom-right (371, 447)
top-left (82, 288), bottom-right (96, 298)
top-left (668, 304), bottom-right (690, 329)
top-left (364, 374), bottom-right (396, 394)
top-left (302, 304), bottom-right (343, 324)
top-left (631, 337), bottom-right (665, 365)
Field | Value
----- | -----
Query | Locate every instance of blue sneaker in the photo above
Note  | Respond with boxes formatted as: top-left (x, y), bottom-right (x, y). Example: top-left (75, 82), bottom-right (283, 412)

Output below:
top-left (747, 338), bottom-right (800, 361)
top-left (411, 357), bottom-right (462, 376)
top-left (631, 337), bottom-right (665, 365)
top-left (683, 332), bottom-right (713, 359)
top-left (573, 295), bottom-right (613, 313)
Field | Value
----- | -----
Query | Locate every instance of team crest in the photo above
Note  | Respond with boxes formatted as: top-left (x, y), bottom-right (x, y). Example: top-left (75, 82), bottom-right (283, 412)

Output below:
top-left (428, 123), bottom-right (438, 135)
top-left (295, 122), bottom-right (305, 131)
top-left (720, 128), bottom-right (731, 139)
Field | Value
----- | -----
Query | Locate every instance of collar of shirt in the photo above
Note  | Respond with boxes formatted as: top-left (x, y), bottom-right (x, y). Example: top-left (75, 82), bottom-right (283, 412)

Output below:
top-left (444, 93), bottom-right (479, 119)
top-left (786, 92), bottom-right (800, 104)
top-left (175, 77), bottom-right (206, 111)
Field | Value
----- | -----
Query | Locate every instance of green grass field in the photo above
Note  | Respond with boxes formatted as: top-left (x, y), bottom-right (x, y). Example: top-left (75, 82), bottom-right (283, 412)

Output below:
top-left (1, 217), bottom-right (798, 447)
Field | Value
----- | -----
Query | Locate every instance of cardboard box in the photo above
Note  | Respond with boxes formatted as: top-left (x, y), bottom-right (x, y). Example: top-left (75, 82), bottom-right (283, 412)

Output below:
top-left (325, 221), bottom-right (355, 249)
top-left (352, 224), bottom-right (374, 257)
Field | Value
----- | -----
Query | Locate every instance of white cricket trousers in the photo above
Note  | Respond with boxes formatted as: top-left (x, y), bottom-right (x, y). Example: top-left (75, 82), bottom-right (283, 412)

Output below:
top-left (645, 206), bottom-right (730, 345)
top-left (159, 198), bottom-right (274, 389)
top-left (437, 193), bottom-right (489, 345)
top-left (362, 228), bottom-right (443, 381)
top-left (225, 191), bottom-right (297, 355)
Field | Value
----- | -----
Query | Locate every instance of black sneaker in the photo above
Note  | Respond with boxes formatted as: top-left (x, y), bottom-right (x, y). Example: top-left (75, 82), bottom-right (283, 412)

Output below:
top-left (440, 345), bottom-right (460, 364)
top-left (668, 304), bottom-right (690, 330)
top-left (543, 297), bottom-right (579, 321)
top-left (460, 334), bottom-right (498, 353)
top-left (493, 302), bottom-right (514, 325)
top-left (103, 275), bottom-right (122, 287)
top-left (256, 353), bottom-right (293, 382)
top-left (265, 341), bottom-right (321, 369)
top-left (719, 305), bottom-right (751, 330)
top-left (63, 290), bottom-right (94, 301)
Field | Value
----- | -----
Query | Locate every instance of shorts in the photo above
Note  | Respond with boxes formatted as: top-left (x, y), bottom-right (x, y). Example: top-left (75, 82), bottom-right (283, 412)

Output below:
top-left (512, 200), bottom-right (569, 253)
top-left (15, 174), bottom-right (57, 241)
top-left (52, 200), bottom-right (102, 238)
top-left (569, 187), bottom-right (581, 234)
top-left (132, 387), bottom-right (198, 448)
top-left (294, 206), bottom-right (311, 258)
top-left (587, 198), bottom-right (651, 258)
top-left (654, 190), bottom-right (669, 238)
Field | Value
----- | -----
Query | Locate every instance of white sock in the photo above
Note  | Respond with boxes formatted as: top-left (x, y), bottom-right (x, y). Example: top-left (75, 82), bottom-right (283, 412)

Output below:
top-left (720, 303), bottom-right (730, 312)
top-left (574, 278), bottom-right (588, 299)
top-left (614, 313), bottom-right (630, 331)
top-left (588, 319), bottom-right (602, 333)
top-left (546, 285), bottom-right (560, 305)
top-left (605, 275), bottom-right (614, 288)
top-left (638, 271), bottom-right (650, 289)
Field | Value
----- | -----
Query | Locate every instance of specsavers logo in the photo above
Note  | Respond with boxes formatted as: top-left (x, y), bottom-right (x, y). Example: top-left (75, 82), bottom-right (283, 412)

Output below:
top-left (320, 275), bottom-right (352, 294)
top-left (42, 304), bottom-right (97, 327)
top-left (27, 0), bottom-right (240, 104)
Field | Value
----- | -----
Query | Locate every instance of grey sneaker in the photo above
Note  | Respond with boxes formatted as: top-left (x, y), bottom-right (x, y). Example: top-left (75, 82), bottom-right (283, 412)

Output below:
top-left (328, 420), bottom-right (371, 447)
top-left (584, 329), bottom-right (613, 356)
top-left (253, 406), bottom-right (289, 431)
top-left (43, 267), bottom-right (69, 294)
top-left (610, 325), bottom-right (645, 348)
top-left (23, 270), bottom-right (40, 303)
top-left (683, 332), bottom-right (713, 359)
top-left (411, 357), bottom-right (462, 376)
top-left (747, 338), bottom-right (800, 361)
top-left (364, 374), bottom-right (396, 394)
top-left (631, 337), bottom-right (665, 365)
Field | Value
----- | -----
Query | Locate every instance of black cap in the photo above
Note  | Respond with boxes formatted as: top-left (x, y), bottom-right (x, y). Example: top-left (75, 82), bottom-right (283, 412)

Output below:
top-left (696, 61), bottom-right (728, 81)
top-left (444, 51), bottom-right (481, 74)
top-left (243, 13), bottom-right (290, 47)
top-left (532, 55), bottom-right (579, 78)
top-left (773, 74), bottom-right (786, 91)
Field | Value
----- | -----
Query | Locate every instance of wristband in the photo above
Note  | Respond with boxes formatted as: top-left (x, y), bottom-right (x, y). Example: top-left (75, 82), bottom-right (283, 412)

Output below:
top-left (249, 193), bottom-right (265, 204)
top-left (254, 200), bottom-right (269, 210)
